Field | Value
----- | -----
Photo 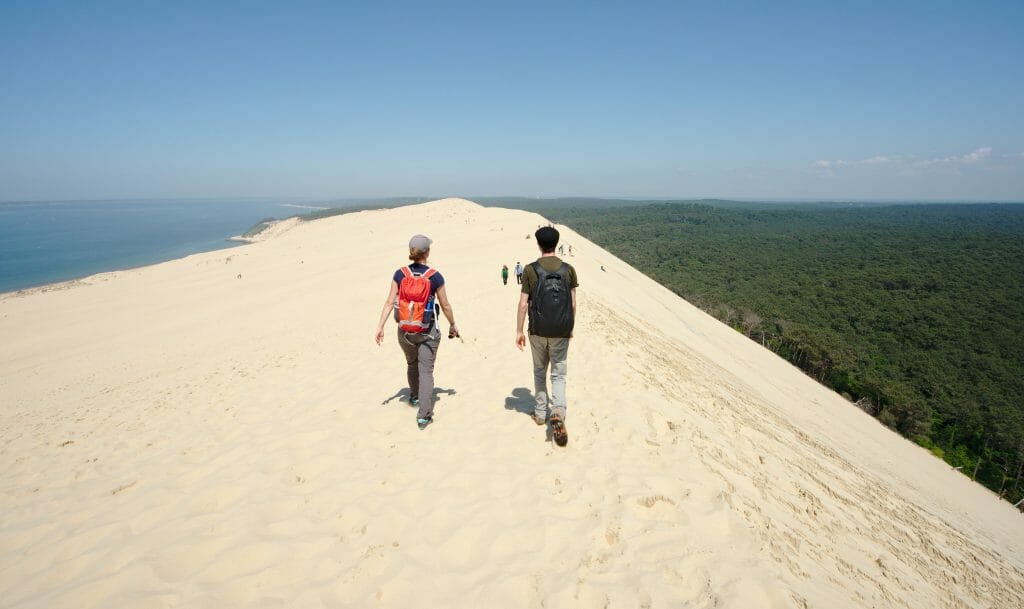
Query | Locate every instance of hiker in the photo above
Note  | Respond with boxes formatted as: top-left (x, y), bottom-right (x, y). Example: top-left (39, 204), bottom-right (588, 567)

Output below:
top-left (501, 264), bottom-right (509, 285)
top-left (515, 226), bottom-right (578, 446)
top-left (514, 262), bottom-right (523, 284)
top-left (375, 234), bottom-right (459, 430)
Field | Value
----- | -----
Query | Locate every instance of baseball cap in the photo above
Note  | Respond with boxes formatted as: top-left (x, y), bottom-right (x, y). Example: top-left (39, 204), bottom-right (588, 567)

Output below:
top-left (409, 234), bottom-right (432, 250)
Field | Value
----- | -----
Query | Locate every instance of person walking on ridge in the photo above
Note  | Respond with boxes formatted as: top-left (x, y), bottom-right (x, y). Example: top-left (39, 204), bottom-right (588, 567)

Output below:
top-left (514, 261), bottom-right (523, 285)
top-left (515, 226), bottom-right (578, 446)
top-left (375, 234), bottom-right (459, 430)
top-left (501, 264), bottom-right (509, 285)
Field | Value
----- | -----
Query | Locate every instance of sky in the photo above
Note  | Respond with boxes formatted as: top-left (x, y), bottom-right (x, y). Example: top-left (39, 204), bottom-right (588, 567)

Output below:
top-left (1, 0), bottom-right (1022, 202)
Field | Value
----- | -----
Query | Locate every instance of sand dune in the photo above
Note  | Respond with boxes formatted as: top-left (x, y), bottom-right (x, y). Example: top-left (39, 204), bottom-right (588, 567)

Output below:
top-left (2, 198), bottom-right (1022, 608)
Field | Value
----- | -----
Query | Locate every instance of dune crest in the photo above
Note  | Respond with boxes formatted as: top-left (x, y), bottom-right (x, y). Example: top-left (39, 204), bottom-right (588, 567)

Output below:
top-left (1, 199), bottom-right (1021, 608)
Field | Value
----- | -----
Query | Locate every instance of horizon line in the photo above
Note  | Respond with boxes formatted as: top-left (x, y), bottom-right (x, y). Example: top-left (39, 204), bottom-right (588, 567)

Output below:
top-left (3, 195), bottom-right (1024, 206)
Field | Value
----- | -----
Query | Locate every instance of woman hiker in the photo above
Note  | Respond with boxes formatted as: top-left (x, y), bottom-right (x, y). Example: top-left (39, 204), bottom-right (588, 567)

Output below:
top-left (375, 234), bottom-right (459, 429)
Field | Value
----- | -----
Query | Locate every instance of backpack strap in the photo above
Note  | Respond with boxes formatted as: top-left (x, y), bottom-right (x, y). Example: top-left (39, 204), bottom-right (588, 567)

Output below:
top-left (529, 261), bottom-right (544, 300)
top-left (530, 261), bottom-right (557, 304)
top-left (404, 265), bottom-right (437, 279)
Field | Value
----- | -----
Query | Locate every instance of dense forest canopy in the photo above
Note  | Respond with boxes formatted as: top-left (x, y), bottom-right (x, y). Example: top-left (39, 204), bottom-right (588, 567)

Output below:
top-left (525, 201), bottom-right (1024, 504)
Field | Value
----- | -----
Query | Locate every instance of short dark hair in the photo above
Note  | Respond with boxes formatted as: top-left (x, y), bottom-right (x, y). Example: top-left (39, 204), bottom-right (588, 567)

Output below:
top-left (535, 226), bottom-right (559, 252)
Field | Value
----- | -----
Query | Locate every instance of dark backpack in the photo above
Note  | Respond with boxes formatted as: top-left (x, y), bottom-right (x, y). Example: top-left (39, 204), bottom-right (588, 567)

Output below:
top-left (528, 261), bottom-right (574, 338)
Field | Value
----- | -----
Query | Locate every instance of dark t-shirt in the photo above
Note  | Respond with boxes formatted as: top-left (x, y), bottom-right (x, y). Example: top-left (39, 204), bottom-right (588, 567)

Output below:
top-left (520, 256), bottom-right (578, 296)
top-left (393, 263), bottom-right (445, 294)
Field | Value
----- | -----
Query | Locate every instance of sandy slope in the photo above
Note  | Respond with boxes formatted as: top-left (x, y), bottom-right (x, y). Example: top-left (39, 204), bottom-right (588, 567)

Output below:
top-left (1, 198), bottom-right (1021, 609)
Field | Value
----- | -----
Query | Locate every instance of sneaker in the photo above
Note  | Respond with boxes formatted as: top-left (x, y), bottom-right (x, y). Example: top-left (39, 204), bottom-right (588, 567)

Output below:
top-left (550, 416), bottom-right (568, 447)
top-left (410, 397), bottom-right (420, 406)
top-left (533, 414), bottom-right (546, 426)
top-left (417, 417), bottom-right (432, 430)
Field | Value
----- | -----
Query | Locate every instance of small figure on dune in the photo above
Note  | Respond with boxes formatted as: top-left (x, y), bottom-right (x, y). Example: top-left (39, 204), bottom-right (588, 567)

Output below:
top-left (514, 261), bottom-right (523, 285)
top-left (501, 264), bottom-right (509, 285)
top-left (375, 234), bottom-right (459, 430)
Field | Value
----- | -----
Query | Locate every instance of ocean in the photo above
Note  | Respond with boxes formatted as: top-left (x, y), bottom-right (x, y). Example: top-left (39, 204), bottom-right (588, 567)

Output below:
top-left (0, 199), bottom-right (312, 294)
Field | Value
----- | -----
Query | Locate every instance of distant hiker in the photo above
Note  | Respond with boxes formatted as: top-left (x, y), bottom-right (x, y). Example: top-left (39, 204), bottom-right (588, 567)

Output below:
top-left (375, 234), bottom-right (459, 430)
top-left (514, 262), bottom-right (523, 285)
top-left (568, 245), bottom-right (574, 256)
top-left (558, 244), bottom-right (565, 255)
top-left (501, 264), bottom-right (509, 285)
top-left (515, 226), bottom-right (578, 447)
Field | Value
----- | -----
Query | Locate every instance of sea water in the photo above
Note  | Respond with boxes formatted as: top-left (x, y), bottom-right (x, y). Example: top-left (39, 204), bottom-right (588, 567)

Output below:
top-left (0, 199), bottom-right (308, 293)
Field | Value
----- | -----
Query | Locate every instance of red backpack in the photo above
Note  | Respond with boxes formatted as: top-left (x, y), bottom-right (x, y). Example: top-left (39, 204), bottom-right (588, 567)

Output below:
top-left (396, 266), bottom-right (438, 333)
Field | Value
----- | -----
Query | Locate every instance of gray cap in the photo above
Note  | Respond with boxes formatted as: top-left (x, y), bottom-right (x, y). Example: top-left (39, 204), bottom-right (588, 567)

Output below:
top-left (409, 234), bottom-right (432, 250)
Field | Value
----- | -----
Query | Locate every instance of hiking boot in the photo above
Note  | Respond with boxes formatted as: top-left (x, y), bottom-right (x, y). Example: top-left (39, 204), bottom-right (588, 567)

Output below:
top-left (550, 416), bottom-right (568, 447)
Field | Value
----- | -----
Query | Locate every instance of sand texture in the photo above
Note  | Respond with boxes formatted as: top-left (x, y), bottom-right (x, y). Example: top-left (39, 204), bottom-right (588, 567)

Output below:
top-left (2, 198), bottom-right (1022, 608)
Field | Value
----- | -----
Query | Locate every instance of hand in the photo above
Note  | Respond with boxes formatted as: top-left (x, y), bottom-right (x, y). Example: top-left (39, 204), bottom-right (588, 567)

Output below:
top-left (448, 324), bottom-right (460, 339)
top-left (375, 327), bottom-right (385, 345)
top-left (515, 331), bottom-right (526, 351)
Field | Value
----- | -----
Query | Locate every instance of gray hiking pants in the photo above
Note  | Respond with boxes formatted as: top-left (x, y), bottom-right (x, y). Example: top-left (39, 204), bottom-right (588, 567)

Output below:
top-left (529, 335), bottom-right (570, 422)
top-left (397, 327), bottom-right (441, 420)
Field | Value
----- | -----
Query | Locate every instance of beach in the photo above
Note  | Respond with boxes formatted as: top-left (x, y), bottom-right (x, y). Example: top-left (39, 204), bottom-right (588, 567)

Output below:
top-left (1, 198), bottom-right (1022, 608)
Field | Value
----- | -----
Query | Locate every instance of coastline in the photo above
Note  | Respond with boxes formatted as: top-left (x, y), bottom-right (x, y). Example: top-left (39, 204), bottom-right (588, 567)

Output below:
top-left (0, 199), bottom-right (310, 296)
top-left (0, 239), bottom-right (249, 299)
top-left (227, 216), bottom-right (303, 244)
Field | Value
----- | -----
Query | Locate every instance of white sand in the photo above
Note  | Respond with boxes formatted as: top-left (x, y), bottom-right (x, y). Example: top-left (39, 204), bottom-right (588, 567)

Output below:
top-left (1, 198), bottom-right (1022, 608)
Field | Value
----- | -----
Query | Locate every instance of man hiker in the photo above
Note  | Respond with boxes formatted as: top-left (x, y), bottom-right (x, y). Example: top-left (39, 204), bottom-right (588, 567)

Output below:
top-left (514, 262), bottom-right (523, 285)
top-left (515, 226), bottom-right (578, 447)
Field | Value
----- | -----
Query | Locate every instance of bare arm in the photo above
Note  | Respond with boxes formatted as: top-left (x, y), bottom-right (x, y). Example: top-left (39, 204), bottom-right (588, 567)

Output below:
top-left (435, 285), bottom-right (458, 336)
top-left (515, 292), bottom-right (529, 350)
top-left (374, 281), bottom-right (399, 345)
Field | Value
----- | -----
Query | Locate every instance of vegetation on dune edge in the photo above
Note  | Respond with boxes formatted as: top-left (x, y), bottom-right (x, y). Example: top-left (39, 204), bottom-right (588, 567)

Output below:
top-left (241, 217), bottom-right (278, 238)
top-left (239, 197), bottom-right (438, 236)
top-left (534, 201), bottom-right (1024, 505)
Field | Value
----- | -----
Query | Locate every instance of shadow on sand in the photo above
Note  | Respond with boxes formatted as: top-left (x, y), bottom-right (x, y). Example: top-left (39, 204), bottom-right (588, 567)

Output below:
top-left (381, 387), bottom-right (457, 407)
top-left (505, 387), bottom-right (554, 442)
top-left (504, 387), bottom-right (536, 416)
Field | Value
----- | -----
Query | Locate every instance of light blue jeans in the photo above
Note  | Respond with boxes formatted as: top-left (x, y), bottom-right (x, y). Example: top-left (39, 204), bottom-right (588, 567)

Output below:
top-left (528, 335), bottom-right (570, 421)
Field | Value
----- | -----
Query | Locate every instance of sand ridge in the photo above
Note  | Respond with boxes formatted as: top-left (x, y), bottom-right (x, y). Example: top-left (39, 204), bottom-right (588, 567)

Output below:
top-left (1, 197), bottom-right (1022, 608)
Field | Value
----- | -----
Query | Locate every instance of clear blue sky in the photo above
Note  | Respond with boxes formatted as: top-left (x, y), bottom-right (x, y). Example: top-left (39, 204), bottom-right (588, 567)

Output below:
top-left (2, 0), bottom-right (1022, 201)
